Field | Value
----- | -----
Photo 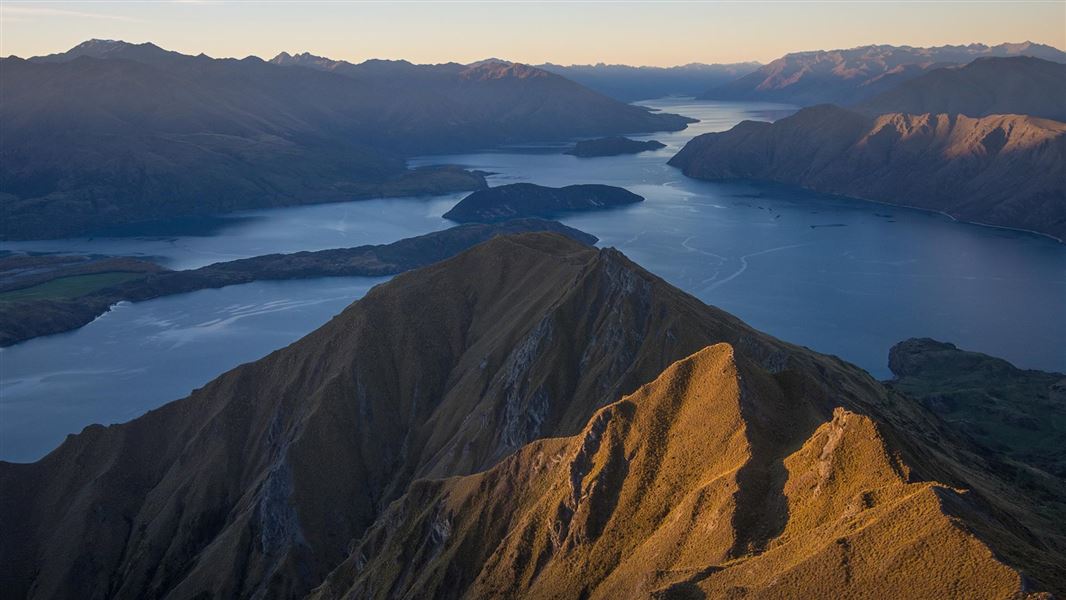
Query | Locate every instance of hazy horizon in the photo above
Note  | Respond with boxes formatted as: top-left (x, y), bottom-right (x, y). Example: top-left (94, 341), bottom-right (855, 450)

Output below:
top-left (2, 0), bottom-right (1064, 67)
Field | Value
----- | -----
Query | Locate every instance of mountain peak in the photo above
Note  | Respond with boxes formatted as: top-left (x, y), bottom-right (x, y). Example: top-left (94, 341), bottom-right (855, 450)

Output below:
top-left (460, 60), bottom-right (549, 80)
top-left (32, 39), bottom-right (186, 65)
top-left (704, 40), bottom-right (1066, 105)
top-left (71, 38), bottom-right (147, 51)
top-left (269, 50), bottom-right (344, 70)
top-left (1, 233), bottom-right (1063, 597)
top-left (314, 333), bottom-right (1047, 598)
top-left (466, 57), bottom-right (513, 67)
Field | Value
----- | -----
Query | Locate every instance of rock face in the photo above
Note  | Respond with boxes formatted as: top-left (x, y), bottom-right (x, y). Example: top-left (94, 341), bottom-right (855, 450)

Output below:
top-left (701, 42), bottom-right (1066, 105)
top-left (1, 234), bottom-right (1063, 598)
top-left (857, 56), bottom-right (1066, 121)
top-left (0, 219), bottom-right (596, 346)
top-left (887, 338), bottom-right (1066, 479)
top-left (565, 136), bottom-right (666, 157)
top-left (1, 41), bottom-right (692, 240)
top-left (443, 183), bottom-right (644, 223)
top-left (669, 105), bottom-right (1066, 239)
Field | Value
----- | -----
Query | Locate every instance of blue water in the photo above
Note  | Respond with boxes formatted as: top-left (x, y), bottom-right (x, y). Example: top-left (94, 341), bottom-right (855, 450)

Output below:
top-left (0, 278), bottom-right (388, 462)
top-left (2, 98), bottom-right (1064, 462)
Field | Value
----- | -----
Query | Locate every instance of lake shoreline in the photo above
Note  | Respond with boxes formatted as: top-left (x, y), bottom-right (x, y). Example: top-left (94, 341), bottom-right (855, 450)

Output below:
top-left (0, 220), bottom-right (595, 347)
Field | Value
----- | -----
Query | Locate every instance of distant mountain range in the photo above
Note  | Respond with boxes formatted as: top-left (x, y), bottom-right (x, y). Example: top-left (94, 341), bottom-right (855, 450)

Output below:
top-left (702, 41), bottom-right (1066, 105)
top-left (670, 103), bottom-right (1066, 239)
top-left (3, 233), bottom-right (1062, 598)
top-left (263, 51), bottom-right (694, 150)
top-left (857, 56), bottom-right (1066, 121)
top-left (539, 62), bottom-right (760, 102)
top-left (0, 40), bottom-right (692, 240)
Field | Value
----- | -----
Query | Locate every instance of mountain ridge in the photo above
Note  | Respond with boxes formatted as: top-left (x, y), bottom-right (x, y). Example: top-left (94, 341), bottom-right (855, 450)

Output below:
top-left (312, 345), bottom-right (1041, 598)
top-left (2, 40), bottom-right (692, 240)
top-left (701, 41), bottom-right (1066, 105)
top-left (669, 105), bottom-right (1066, 240)
top-left (1, 233), bottom-right (1063, 598)
top-left (539, 61), bottom-right (761, 101)
top-left (857, 56), bottom-right (1066, 121)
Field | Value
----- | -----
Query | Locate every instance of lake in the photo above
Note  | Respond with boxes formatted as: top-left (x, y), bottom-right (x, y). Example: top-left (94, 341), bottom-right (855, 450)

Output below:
top-left (2, 98), bottom-right (1064, 462)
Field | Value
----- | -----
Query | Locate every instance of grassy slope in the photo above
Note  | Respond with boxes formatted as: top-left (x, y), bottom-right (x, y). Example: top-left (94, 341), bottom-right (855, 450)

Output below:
top-left (0, 272), bottom-right (148, 302)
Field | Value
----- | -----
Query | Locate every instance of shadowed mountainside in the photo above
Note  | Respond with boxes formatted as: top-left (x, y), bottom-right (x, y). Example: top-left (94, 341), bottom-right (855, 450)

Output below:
top-left (669, 105), bottom-right (1066, 239)
top-left (1, 233), bottom-right (1063, 598)
top-left (701, 42), bottom-right (1066, 106)
top-left (1, 41), bottom-right (692, 240)
top-left (887, 338), bottom-right (1066, 480)
top-left (314, 345), bottom-right (1056, 599)
top-left (857, 56), bottom-right (1066, 121)
top-left (0, 219), bottom-right (595, 346)
top-left (265, 52), bottom-right (694, 151)
top-left (443, 183), bottom-right (644, 223)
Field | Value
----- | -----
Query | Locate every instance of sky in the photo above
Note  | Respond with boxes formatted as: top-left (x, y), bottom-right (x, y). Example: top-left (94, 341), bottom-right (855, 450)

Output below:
top-left (1, 1), bottom-right (1064, 66)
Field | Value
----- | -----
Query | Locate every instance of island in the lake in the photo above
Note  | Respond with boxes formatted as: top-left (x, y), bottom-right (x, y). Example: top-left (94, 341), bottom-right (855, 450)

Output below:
top-left (0, 219), bottom-right (596, 346)
top-left (443, 183), bottom-right (644, 223)
top-left (565, 136), bottom-right (666, 157)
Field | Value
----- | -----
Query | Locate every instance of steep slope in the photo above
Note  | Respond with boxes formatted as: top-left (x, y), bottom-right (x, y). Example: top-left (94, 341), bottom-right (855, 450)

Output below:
top-left (314, 345), bottom-right (1051, 598)
top-left (266, 53), bottom-right (694, 152)
top-left (0, 54), bottom-right (473, 239)
top-left (702, 42), bottom-right (1066, 105)
top-left (2, 234), bottom-right (1064, 599)
top-left (858, 56), bottom-right (1066, 121)
top-left (1, 41), bottom-right (692, 239)
top-left (0, 234), bottom-right (796, 599)
top-left (669, 105), bottom-right (1066, 239)
top-left (538, 62), bottom-right (760, 102)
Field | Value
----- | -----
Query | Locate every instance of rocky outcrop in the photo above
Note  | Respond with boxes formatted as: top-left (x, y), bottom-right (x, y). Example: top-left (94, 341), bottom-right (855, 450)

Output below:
top-left (0, 219), bottom-right (596, 346)
top-left (669, 105), bottom-right (1066, 239)
top-left (443, 183), bottom-right (644, 223)
top-left (565, 137), bottom-right (666, 157)
top-left (2, 234), bottom-right (1063, 598)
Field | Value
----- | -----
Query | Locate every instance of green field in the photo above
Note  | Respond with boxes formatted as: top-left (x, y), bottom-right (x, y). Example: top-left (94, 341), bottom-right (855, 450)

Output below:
top-left (0, 272), bottom-right (146, 302)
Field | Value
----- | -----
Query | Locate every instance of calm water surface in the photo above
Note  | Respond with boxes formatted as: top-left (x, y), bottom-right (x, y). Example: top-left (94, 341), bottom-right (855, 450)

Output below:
top-left (2, 98), bottom-right (1064, 461)
top-left (0, 278), bottom-right (387, 461)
